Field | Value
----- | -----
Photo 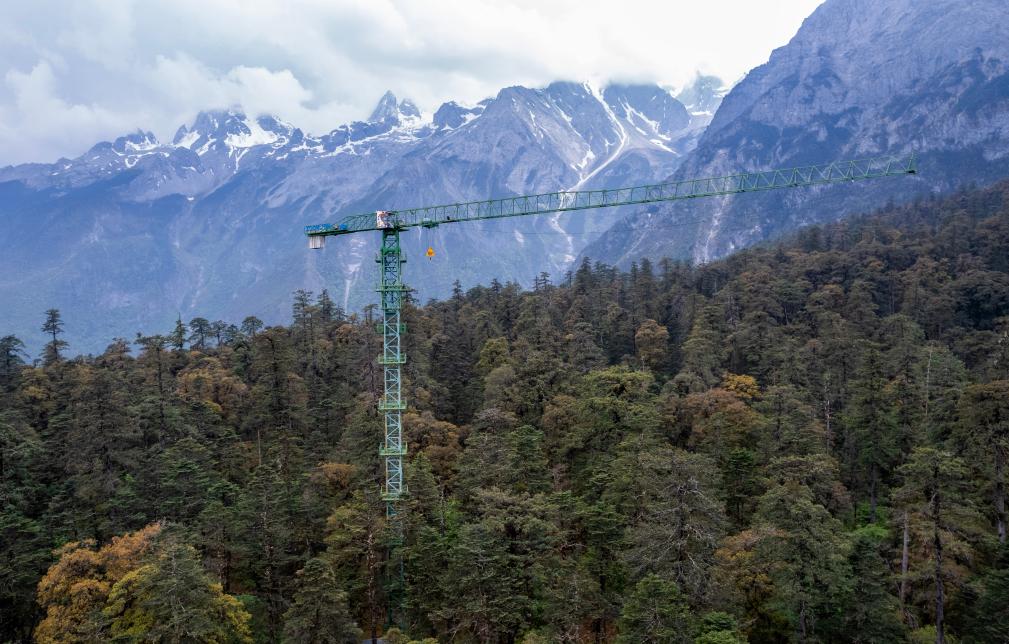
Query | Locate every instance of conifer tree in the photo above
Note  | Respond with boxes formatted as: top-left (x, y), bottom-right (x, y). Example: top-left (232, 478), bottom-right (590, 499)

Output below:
top-left (188, 317), bottom-right (212, 350)
top-left (612, 445), bottom-right (726, 605)
top-left (41, 308), bottom-right (67, 365)
top-left (844, 525), bottom-right (906, 642)
top-left (282, 558), bottom-right (360, 644)
top-left (616, 574), bottom-right (694, 644)
top-left (506, 424), bottom-right (550, 494)
top-left (317, 289), bottom-right (340, 323)
top-left (695, 612), bottom-right (746, 644)
top-left (210, 320), bottom-right (229, 347)
top-left (893, 447), bottom-right (987, 644)
top-left (241, 315), bottom-right (264, 339)
top-left (962, 545), bottom-right (1009, 642)
top-left (0, 414), bottom-right (47, 640)
top-left (959, 380), bottom-right (1009, 543)
top-left (435, 489), bottom-right (557, 642)
top-left (325, 491), bottom-right (387, 640)
top-left (0, 335), bottom-right (26, 389)
top-left (169, 316), bottom-right (187, 350)
top-left (752, 481), bottom-right (852, 642)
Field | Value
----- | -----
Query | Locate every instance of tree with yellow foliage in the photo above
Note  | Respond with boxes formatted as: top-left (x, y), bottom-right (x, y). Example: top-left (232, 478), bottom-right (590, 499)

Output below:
top-left (35, 523), bottom-right (160, 642)
top-left (35, 523), bottom-right (252, 643)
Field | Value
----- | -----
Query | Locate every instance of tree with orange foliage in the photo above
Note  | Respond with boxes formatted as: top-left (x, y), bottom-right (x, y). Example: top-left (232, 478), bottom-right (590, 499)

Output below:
top-left (35, 523), bottom-right (251, 643)
top-left (35, 523), bottom-right (161, 642)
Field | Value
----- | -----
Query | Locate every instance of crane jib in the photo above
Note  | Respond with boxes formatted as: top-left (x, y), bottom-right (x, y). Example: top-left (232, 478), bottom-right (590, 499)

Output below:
top-left (304, 153), bottom-right (917, 238)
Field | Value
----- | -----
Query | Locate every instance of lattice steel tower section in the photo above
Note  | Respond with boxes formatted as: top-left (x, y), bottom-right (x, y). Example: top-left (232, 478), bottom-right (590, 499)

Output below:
top-left (305, 153), bottom-right (917, 542)
top-left (376, 226), bottom-right (407, 523)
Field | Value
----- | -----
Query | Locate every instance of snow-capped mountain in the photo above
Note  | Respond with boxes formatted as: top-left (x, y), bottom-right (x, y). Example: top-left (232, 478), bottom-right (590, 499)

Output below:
top-left (0, 80), bottom-right (717, 352)
top-left (584, 0), bottom-right (1009, 266)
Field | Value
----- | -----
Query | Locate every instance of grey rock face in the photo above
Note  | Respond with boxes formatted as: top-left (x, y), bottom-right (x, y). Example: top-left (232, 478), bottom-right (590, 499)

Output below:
top-left (583, 0), bottom-right (1009, 266)
top-left (0, 82), bottom-right (712, 353)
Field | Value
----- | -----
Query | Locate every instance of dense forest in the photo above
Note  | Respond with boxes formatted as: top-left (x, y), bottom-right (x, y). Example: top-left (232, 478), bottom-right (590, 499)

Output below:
top-left (3, 180), bottom-right (1009, 644)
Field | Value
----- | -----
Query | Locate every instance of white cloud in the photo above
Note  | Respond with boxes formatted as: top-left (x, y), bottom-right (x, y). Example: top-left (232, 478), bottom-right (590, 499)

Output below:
top-left (0, 0), bottom-right (824, 165)
top-left (2, 61), bottom-right (124, 162)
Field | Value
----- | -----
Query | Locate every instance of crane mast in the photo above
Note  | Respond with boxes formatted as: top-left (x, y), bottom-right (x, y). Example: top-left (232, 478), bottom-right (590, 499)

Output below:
top-left (304, 152), bottom-right (917, 623)
top-left (376, 229), bottom-right (406, 514)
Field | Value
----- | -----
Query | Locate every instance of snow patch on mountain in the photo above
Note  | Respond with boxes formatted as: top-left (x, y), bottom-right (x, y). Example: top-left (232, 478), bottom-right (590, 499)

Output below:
top-left (225, 116), bottom-right (280, 149)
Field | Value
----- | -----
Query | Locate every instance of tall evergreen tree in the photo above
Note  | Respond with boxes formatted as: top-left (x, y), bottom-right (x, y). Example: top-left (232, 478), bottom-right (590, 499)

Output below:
top-left (0, 335), bottom-right (27, 389)
top-left (41, 308), bottom-right (67, 365)
top-left (611, 445), bottom-right (726, 605)
top-left (188, 317), bottom-right (212, 351)
top-left (893, 447), bottom-right (988, 644)
top-left (169, 316), bottom-right (187, 351)
top-left (241, 315), bottom-right (264, 339)
top-left (962, 545), bottom-right (1009, 643)
top-left (844, 347), bottom-right (899, 522)
top-left (959, 380), bottom-right (1009, 543)
top-left (844, 525), bottom-right (906, 642)
top-left (283, 558), bottom-right (360, 644)
top-left (752, 481), bottom-right (852, 642)
top-left (616, 574), bottom-right (694, 644)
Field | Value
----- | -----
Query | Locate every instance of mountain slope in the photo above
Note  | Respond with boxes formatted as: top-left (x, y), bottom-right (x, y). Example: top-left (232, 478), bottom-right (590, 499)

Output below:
top-left (584, 0), bottom-right (1009, 266)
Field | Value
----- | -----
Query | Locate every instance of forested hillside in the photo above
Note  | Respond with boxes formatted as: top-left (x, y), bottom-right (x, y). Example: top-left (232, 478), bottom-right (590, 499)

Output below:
top-left (4, 180), bottom-right (1009, 643)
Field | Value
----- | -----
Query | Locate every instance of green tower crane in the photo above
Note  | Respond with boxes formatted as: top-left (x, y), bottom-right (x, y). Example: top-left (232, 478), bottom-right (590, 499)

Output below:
top-left (305, 152), bottom-right (916, 541)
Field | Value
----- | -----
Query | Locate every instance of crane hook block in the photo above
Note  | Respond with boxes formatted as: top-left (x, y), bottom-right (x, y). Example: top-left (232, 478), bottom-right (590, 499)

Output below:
top-left (426, 247), bottom-right (435, 259)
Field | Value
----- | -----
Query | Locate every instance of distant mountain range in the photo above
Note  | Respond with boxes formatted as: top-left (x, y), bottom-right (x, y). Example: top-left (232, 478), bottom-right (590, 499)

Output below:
top-left (0, 79), bottom-right (721, 353)
top-left (3, 0), bottom-right (1009, 354)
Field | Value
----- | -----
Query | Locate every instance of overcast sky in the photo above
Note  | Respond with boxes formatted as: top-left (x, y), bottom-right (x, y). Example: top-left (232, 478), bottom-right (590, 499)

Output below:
top-left (0, 0), bottom-right (823, 166)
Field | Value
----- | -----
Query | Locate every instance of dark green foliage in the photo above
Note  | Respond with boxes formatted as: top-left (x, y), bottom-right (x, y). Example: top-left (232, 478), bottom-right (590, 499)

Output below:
top-left (753, 481), bottom-right (852, 641)
top-left (612, 444), bottom-right (726, 605)
top-left (845, 525), bottom-right (906, 642)
top-left (188, 316), bottom-right (212, 350)
top-left (41, 308), bottom-right (67, 365)
top-left (616, 574), bottom-right (694, 643)
top-left (282, 558), bottom-right (360, 644)
top-left (0, 334), bottom-right (27, 390)
top-left (695, 612), bottom-right (746, 644)
top-left (893, 447), bottom-right (989, 643)
top-left (4, 180), bottom-right (1009, 641)
top-left (843, 347), bottom-right (900, 522)
top-left (962, 545), bottom-right (1009, 642)
top-left (170, 316), bottom-right (187, 350)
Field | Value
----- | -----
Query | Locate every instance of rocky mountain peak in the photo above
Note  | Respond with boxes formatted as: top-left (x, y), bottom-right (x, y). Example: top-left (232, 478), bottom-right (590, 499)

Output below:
top-left (112, 130), bottom-right (159, 154)
top-left (675, 74), bottom-right (727, 115)
top-left (369, 91), bottom-right (399, 121)
top-left (603, 84), bottom-right (691, 135)
top-left (368, 91), bottom-right (421, 123)
top-left (432, 101), bottom-right (484, 129)
top-left (397, 98), bottom-right (421, 119)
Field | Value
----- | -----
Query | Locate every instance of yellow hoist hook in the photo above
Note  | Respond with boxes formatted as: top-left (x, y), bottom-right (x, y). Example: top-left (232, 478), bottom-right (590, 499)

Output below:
top-left (426, 246), bottom-right (435, 260)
